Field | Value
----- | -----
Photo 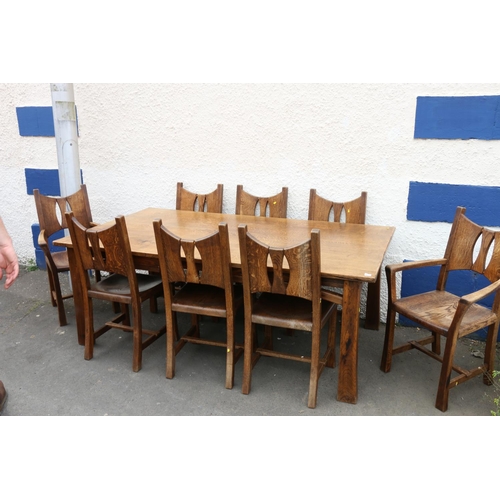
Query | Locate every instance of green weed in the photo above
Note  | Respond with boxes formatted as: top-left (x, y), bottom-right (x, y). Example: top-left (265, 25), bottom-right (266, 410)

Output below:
top-left (24, 258), bottom-right (38, 272)
top-left (491, 371), bottom-right (500, 417)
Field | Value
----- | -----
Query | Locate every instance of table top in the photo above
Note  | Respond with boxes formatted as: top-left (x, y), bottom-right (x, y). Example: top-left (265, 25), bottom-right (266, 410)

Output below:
top-left (56, 208), bottom-right (395, 283)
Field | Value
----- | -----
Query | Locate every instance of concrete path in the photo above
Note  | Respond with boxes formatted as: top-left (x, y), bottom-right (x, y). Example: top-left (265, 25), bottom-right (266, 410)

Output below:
top-left (0, 268), bottom-right (498, 416)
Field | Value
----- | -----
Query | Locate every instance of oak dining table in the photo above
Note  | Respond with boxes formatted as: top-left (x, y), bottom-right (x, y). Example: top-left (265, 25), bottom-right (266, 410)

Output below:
top-left (55, 208), bottom-right (395, 404)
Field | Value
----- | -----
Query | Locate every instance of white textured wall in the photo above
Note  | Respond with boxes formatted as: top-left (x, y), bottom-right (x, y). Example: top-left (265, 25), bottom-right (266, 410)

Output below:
top-left (2, 83), bottom-right (499, 320)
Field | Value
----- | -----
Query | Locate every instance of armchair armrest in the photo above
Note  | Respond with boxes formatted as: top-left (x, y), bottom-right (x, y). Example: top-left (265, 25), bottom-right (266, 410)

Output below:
top-left (38, 229), bottom-right (49, 250)
top-left (444, 279), bottom-right (500, 336)
top-left (386, 258), bottom-right (447, 302)
top-left (460, 279), bottom-right (500, 307)
top-left (386, 258), bottom-right (447, 275)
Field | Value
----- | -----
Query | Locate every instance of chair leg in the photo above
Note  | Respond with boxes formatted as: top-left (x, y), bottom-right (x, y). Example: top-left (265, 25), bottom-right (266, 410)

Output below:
top-left (132, 304), bottom-right (142, 373)
top-left (166, 311), bottom-right (177, 379)
top-left (325, 308), bottom-right (337, 369)
top-left (242, 321), bottom-right (255, 395)
top-left (48, 268), bottom-right (68, 327)
top-left (307, 326), bottom-right (321, 409)
top-left (188, 314), bottom-right (201, 337)
top-left (149, 297), bottom-right (158, 314)
top-left (263, 325), bottom-right (273, 349)
top-left (121, 304), bottom-right (131, 326)
top-left (84, 299), bottom-right (94, 361)
top-left (432, 331), bottom-right (441, 355)
top-left (483, 323), bottom-right (498, 385)
top-left (435, 331), bottom-right (458, 412)
top-left (225, 317), bottom-right (235, 390)
top-left (380, 307), bottom-right (396, 373)
top-left (55, 295), bottom-right (68, 327)
top-left (46, 267), bottom-right (57, 307)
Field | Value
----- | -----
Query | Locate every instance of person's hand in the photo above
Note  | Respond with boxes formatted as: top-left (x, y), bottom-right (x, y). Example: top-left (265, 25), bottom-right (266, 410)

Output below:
top-left (0, 239), bottom-right (19, 289)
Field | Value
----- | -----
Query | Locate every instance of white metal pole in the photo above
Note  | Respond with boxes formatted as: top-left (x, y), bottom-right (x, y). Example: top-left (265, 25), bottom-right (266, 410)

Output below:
top-left (50, 83), bottom-right (80, 197)
top-left (50, 83), bottom-right (80, 292)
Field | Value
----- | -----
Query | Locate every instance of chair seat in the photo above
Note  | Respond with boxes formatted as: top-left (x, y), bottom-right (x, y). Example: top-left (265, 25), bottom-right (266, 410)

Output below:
top-left (51, 250), bottom-right (70, 271)
top-left (394, 290), bottom-right (498, 337)
top-left (172, 283), bottom-right (243, 317)
top-left (90, 273), bottom-right (162, 297)
top-left (252, 292), bottom-right (336, 331)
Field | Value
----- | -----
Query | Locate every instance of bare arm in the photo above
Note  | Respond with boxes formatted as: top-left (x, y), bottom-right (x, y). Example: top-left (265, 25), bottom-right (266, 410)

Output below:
top-left (0, 217), bottom-right (19, 289)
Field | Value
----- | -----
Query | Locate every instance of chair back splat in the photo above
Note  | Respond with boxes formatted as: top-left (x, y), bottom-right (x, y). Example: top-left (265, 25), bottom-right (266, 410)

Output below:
top-left (235, 185), bottom-right (288, 218)
top-left (238, 224), bottom-right (340, 408)
top-left (153, 220), bottom-right (243, 389)
top-left (33, 185), bottom-right (95, 326)
top-left (308, 189), bottom-right (367, 224)
top-left (176, 182), bottom-right (223, 213)
top-left (381, 206), bottom-right (500, 412)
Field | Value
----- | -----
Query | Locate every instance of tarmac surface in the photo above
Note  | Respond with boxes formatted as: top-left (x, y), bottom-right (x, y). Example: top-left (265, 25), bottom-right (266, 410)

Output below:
top-left (0, 267), bottom-right (498, 416)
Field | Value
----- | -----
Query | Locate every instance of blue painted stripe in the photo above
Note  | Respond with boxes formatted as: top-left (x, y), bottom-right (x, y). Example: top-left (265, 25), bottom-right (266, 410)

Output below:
top-left (16, 106), bottom-right (55, 137)
top-left (407, 181), bottom-right (500, 226)
top-left (35, 248), bottom-right (46, 270)
top-left (414, 96), bottom-right (500, 140)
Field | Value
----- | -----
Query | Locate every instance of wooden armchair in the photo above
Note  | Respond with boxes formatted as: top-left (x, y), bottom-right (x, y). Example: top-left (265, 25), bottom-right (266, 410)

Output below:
top-left (33, 185), bottom-right (96, 326)
top-left (176, 182), bottom-right (223, 213)
top-left (153, 221), bottom-right (243, 389)
top-left (238, 224), bottom-right (341, 408)
top-left (65, 212), bottom-right (165, 372)
top-left (235, 185), bottom-right (288, 218)
top-left (308, 189), bottom-right (380, 329)
top-left (381, 206), bottom-right (500, 412)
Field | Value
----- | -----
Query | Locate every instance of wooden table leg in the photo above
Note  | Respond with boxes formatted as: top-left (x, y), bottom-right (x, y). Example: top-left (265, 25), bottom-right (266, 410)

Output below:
top-left (67, 247), bottom-right (85, 346)
top-left (364, 269), bottom-right (381, 330)
top-left (337, 280), bottom-right (362, 404)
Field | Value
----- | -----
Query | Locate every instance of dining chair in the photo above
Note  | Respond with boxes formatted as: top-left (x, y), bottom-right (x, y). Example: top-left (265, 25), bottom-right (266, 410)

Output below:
top-left (380, 206), bottom-right (500, 412)
top-left (238, 224), bottom-right (341, 408)
top-left (308, 189), bottom-right (381, 328)
top-left (65, 212), bottom-right (165, 372)
top-left (153, 220), bottom-right (243, 389)
top-left (176, 182), bottom-right (224, 213)
top-left (34, 185), bottom-right (96, 327)
top-left (235, 185), bottom-right (288, 218)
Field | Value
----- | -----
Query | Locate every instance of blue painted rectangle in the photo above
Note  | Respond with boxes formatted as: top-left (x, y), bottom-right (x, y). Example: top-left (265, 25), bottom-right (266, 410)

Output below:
top-left (35, 248), bottom-right (45, 270)
top-left (407, 181), bottom-right (500, 226)
top-left (16, 106), bottom-right (55, 137)
top-left (414, 96), bottom-right (500, 140)
top-left (25, 168), bottom-right (84, 196)
top-left (26, 168), bottom-right (61, 196)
